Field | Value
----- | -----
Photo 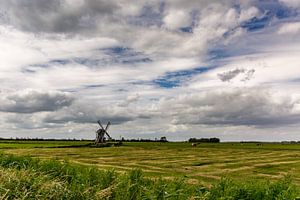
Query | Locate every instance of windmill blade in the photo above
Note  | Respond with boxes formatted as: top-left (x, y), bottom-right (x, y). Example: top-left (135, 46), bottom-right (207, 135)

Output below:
top-left (105, 132), bottom-right (112, 140)
top-left (97, 120), bottom-right (104, 129)
top-left (104, 122), bottom-right (111, 139)
top-left (105, 121), bottom-right (111, 131)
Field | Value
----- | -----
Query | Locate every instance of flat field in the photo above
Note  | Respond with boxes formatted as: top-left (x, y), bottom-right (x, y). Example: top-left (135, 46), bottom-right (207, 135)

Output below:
top-left (1, 141), bottom-right (300, 186)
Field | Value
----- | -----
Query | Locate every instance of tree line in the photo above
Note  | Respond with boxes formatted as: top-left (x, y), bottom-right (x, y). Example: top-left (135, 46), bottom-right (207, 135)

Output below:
top-left (188, 137), bottom-right (220, 143)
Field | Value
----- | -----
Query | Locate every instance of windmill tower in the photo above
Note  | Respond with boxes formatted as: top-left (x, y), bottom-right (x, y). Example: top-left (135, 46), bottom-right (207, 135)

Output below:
top-left (95, 120), bottom-right (112, 145)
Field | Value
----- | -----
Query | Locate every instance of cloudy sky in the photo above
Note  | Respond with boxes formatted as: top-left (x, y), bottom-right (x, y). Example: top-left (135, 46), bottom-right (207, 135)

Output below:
top-left (0, 0), bottom-right (300, 141)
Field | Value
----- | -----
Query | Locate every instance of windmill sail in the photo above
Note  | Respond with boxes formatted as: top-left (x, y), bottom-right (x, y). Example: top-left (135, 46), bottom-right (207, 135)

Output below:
top-left (95, 121), bottom-right (112, 144)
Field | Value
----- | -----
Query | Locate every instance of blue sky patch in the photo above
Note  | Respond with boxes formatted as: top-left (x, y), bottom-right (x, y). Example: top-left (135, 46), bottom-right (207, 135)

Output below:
top-left (102, 46), bottom-right (152, 65)
top-left (180, 26), bottom-right (193, 33)
top-left (153, 67), bottom-right (212, 88)
top-left (84, 84), bottom-right (105, 89)
top-left (241, 0), bottom-right (297, 31)
top-left (241, 12), bottom-right (273, 31)
top-left (49, 59), bottom-right (71, 65)
top-left (258, 1), bottom-right (296, 19)
top-left (208, 49), bottom-right (232, 60)
top-left (73, 58), bottom-right (101, 67)
top-left (241, 1), bottom-right (296, 31)
top-left (21, 69), bottom-right (36, 74)
top-left (22, 46), bottom-right (152, 72)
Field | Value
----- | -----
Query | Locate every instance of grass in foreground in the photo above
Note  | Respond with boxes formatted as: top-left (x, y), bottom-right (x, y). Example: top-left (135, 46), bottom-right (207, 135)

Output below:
top-left (4, 142), bottom-right (300, 186)
top-left (0, 153), bottom-right (299, 200)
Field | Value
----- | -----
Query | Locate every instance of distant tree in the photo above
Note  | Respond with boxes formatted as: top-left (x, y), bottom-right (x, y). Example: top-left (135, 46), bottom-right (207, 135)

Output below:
top-left (209, 138), bottom-right (220, 143)
top-left (188, 137), bottom-right (220, 143)
top-left (160, 136), bottom-right (167, 142)
top-left (188, 138), bottom-right (197, 143)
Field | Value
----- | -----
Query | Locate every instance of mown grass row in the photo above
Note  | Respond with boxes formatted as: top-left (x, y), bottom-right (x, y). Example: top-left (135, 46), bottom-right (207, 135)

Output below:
top-left (0, 153), bottom-right (299, 200)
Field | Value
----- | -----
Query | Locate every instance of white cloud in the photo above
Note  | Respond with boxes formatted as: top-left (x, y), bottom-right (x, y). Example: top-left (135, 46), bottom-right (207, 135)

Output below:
top-left (239, 6), bottom-right (260, 22)
top-left (163, 10), bottom-right (191, 30)
top-left (277, 22), bottom-right (300, 35)
top-left (279, 0), bottom-right (300, 9)
top-left (0, 0), bottom-right (300, 141)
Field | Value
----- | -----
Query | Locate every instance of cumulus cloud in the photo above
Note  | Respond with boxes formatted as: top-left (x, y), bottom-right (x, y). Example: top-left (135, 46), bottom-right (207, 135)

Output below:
top-left (118, 93), bottom-right (140, 107)
top-left (5, 113), bottom-right (59, 129)
top-left (277, 22), bottom-right (300, 35)
top-left (163, 9), bottom-right (191, 30)
top-left (0, 0), bottom-right (300, 141)
top-left (0, 0), bottom-right (261, 59)
top-left (43, 101), bottom-right (136, 124)
top-left (239, 6), bottom-right (260, 22)
top-left (279, 0), bottom-right (300, 9)
top-left (0, 90), bottom-right (74, 113)
top-left (0, 0), bottom-right (120, 33)
top-left (159, 88), bottom-right (300, 127)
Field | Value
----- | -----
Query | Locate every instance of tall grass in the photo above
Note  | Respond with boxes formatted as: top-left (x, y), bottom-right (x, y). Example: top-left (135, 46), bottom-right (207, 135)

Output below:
top-left (0, 153), bottom-right (299, 199)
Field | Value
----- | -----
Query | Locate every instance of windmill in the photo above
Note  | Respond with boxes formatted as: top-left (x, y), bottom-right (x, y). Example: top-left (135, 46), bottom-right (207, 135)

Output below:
top-left (95, 120), bottom-right (112, 144)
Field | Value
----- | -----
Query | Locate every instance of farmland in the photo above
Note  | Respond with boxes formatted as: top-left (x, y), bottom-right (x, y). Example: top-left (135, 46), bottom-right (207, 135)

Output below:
top-left (0, 141), bottom-right (300, 199)
top-left (1, 141), bottom-right (300, 186)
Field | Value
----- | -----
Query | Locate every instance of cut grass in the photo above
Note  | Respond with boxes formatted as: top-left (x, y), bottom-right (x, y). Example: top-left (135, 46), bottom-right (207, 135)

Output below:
top-left (2, 141), bottom-right (300, 186)
top-left (0, 153), bottom-right (299, 200)
top-left (0, 140), bottom-right (91, 149)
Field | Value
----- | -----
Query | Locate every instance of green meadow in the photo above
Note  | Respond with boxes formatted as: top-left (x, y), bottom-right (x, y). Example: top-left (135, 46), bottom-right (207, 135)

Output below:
top-left (0, 141), bottom-right (300, 199)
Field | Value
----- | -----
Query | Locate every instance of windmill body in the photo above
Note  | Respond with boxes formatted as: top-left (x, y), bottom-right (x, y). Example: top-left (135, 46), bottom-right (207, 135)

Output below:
top-left (95, 121), bottom-right (111, 145)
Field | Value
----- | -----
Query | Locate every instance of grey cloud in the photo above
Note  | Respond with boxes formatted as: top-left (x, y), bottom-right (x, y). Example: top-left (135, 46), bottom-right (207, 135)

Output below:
top-left (0, 90), bottom-right (74, 113)
top-left (279, 0), bottom-right (300, 9)
top-left (0, 0), bottom-right (120, 33)
top-left (3, 100), bottom-right (135, 130)
top-left (5, 113), bottom-right (62, 130)
top-left (160, 88), bottom-right (300, 127)
top-left (22, 47), bottom-right (152, 72)
top-left (4, 87), bottom-right (300, 133)
top-left (0, 0), bottom-right (260, 60)
top-left (118, 93), bottom-right (140, 107)
top-left (241, 69), bottom-right (255, 82)
top-left (218, 68), bottom-right (245, 82)
top-left (218, 68), bottom-right (255, 82)
top-left (43, 101), bottom-right (135, 125)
